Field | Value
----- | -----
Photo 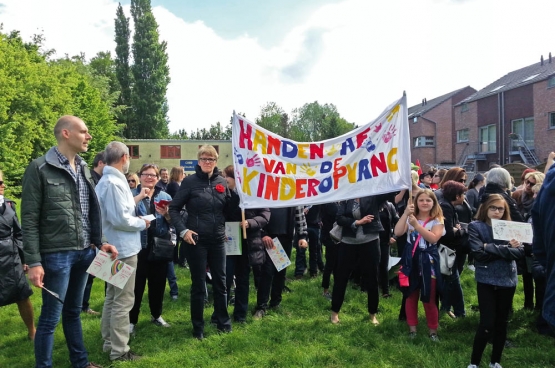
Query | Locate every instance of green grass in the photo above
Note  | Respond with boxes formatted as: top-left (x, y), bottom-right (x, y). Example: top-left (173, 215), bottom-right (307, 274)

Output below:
top-left (1, 254), bottom-right (554, 368)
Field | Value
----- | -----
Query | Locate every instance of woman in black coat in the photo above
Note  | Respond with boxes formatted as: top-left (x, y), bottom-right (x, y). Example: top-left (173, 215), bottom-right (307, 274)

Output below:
top-left (220, 165), bottom-right (270, 323)
top-left (0, 173), bottom-right (35, 340)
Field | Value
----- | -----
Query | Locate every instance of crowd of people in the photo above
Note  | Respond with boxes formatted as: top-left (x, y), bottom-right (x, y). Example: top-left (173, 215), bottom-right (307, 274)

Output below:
top-left (1, 115), bottom-right (554, 368)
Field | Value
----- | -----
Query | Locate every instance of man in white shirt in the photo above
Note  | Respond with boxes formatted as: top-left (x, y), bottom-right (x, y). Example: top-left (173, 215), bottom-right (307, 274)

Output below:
top-left (95, 141), bottom-right (150, 362)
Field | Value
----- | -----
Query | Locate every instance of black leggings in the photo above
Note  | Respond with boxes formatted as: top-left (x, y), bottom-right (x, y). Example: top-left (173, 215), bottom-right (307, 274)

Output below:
top-left (331, 239), bottom-right (380, 314)
top-left (470, 283), bottom-right (515, 366)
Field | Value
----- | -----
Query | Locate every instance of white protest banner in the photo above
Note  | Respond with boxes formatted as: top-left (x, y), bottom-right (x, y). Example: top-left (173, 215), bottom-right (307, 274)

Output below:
top-left (266, 237), bottom-right (291, 272)
top-left (491, 219), bottom-right (533, 243)
top-left (86, 251), bottom-right (135, 289)
top-left (225, 222), bottom-right (242, 255)
top-left (232, 95), bottom-right (411, 208)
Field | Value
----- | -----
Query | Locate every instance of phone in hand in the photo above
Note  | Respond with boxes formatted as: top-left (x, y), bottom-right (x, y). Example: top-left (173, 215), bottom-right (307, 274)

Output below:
top-left (155, 199), bottom-right (171, 207)
top-left (192, 234), bottom-right (199, 243)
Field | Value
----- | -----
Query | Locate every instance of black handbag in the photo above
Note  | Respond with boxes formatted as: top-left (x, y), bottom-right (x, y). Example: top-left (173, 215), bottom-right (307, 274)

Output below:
top-left (149, 237), bottom-right (175, 262)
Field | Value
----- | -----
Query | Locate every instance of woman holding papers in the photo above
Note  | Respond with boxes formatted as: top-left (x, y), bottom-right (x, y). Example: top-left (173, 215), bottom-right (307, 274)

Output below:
top-left (129, 164), bottom-right (173, 333)
top-left (467, 194), bottom-right (524, 368)
top-left (330, 192), bottom-right (396, 325)
top-left (219, 165), bottom-right (270, 323)
top-left (394, 189), bottom-right (445, 342)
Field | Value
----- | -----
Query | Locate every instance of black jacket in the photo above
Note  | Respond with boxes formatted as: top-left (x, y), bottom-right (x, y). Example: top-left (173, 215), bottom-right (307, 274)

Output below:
top-left (169, 165), bottom-right (231, 243)
top-left (337, 193), bottom-right (396, 238)
top-left (439, 200), bottom-right (468, 251)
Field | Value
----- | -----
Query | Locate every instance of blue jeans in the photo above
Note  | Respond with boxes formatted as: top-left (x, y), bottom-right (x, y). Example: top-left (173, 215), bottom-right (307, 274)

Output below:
top-left (167, 261), bottom-right (178, 297)
top-left (35, 247), bottom-right (96, 368)
top-left (440, 267), bottom-right (466, 317)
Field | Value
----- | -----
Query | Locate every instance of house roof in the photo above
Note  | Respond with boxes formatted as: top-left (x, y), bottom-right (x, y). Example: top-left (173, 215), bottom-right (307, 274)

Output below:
top-left (408, 86), bottom-right (472, 118)
top-left (456, 56), bottom-right (555, 105)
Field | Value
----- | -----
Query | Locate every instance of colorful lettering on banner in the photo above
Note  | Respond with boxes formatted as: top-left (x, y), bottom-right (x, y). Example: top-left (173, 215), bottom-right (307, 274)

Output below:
top-left (232, 95), bottom-right (412, 209)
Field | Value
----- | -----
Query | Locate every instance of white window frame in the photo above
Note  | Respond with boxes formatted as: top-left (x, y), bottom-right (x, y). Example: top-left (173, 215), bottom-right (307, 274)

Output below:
top-left (413, 136), bottom-right (435, 148)
top-left (510, 117), bottom-right (534, 149)
top-left (479, 125), bottom-right (496, 153)
top-left (456, 129), bottom-right (469, 143)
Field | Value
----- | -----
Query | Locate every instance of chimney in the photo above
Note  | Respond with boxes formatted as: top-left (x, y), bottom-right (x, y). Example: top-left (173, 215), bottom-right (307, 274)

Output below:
top-left (550, 52), bottom-right (552, 63)
top-left (422, 99), bottom-right (425, 106)
top-left (425, 98), bottom-right (427, 105)
top-left (541, 55), bottom-right (544, 65)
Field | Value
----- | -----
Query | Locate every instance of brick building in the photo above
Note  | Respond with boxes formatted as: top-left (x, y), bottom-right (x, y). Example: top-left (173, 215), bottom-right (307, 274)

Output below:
top-left (454, 54), bottom-right (555, 172)
top-left (408, 86), bottom-right (477, 170)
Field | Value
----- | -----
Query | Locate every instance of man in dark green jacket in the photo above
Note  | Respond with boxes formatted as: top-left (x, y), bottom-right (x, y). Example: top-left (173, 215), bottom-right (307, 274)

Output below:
top-left (22, 115), bottom-right (117, 368)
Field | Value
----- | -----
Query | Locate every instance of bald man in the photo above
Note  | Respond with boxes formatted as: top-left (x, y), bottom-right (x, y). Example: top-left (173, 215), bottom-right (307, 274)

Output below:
top-left (22, 115), bottom-right (117, 368)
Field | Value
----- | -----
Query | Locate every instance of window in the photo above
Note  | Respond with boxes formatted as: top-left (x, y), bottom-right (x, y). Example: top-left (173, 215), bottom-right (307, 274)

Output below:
top-left (127, 145), bottom-right (139, 159)
top-left (461, 103), bottom-right (469, 112)
top-left (457, 129), bottom-right (469, 143)
top-left (479, 125), bottom-right (496, 153)
top-left (548, 76), bottom-right (555, 88)
top-left (549, 112), bottom-right (555, 129)
top-left (520, 73), bottom-right (541, 83)
top-left (412, 116), bottom-right (418, 123)
top-left (160, 145), bottom-right (181, 159)
top-left (511, 118), bottom-right (534, 149)
top-left (488, 85), bottom-right (505, 93)
top-left (413, 136), bottom-right (435, 147)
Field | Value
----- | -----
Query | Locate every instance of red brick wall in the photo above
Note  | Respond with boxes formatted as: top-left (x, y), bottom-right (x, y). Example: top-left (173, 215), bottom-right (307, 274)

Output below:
top-left (454, 101), bottom-right (478, 165)
top-left (503, 84), bottom-right (534, 163)
top-left (533, 79), bottom-right (555, 161)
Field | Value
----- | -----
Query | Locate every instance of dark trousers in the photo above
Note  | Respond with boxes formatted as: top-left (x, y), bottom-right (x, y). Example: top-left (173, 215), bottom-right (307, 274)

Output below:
top-left (522, 266), bottom-right (535, 309)
top-left (81, 274), bottom-right (95, 311)
top-left (331, 239), bottom-right (380, 314)
top-left (321, 240), bottom-right (338, 290)
top-left (254, 235), bottom-right (292, 310)
top-left (226, 254), bottom-right (251, 321)
top-left (378, 242), bottom-right (390, 295)
top-left (185, 240), bottom-right (230, 335)
top-left (440, 266), bottom-right (466, 317)
top-left (129, 248), bottom-right (168, 324)
top-left (470, 283), bottom-right (515, 366)
top-left (177, 239), bottom-right (188, 266)
top-left (295, 227), bottom-right (324, 276)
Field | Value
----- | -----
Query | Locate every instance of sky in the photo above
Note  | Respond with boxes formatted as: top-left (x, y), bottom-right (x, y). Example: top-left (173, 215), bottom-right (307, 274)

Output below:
top-left (1, 0), bottom-right (553, 134)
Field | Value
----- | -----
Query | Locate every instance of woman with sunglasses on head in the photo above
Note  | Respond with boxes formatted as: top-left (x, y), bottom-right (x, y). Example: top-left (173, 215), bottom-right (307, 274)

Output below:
top-left (126, 173), bottom-right (139, 190)
top-left (168, 145), bottom-right (234, 339)
top-left (0, 172), bottom-right (36, 340)
top-left (467, 194), bottom-right (524, 368)
top-left (129, 164), bottom-right (173, 334)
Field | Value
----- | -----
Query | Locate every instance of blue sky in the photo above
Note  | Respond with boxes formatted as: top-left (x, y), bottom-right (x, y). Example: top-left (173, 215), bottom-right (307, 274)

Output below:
top-left (1, 0), bottom-right (553, 134)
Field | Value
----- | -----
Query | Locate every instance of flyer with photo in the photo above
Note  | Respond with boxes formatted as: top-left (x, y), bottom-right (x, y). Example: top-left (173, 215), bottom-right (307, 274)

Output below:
top-left (86, 251), bottom-right (135, 289)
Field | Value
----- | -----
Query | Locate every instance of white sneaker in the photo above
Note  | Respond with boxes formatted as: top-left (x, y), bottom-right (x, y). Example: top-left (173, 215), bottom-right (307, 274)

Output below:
top-left (489, 363), bottom-right (503, 368)
top-left (467, 365), bottom-right (478, 368)
top-left (467, 265), bottom-right (476, 272)
top-left (151, 315), bottom-right (171, 327)
top-left (129, 323), bottom-right (135, 334)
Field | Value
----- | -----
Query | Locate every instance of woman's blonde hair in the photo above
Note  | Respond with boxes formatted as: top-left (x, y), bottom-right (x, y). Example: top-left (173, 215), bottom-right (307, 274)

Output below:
top-left (414, 189), bottom-right (443, 222)
top-left (197, 145), bottom-right (219, 160)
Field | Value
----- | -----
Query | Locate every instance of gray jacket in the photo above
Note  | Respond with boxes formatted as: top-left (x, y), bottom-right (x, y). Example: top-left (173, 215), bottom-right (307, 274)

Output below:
top-left (468, 220), bottom-right (524, 288)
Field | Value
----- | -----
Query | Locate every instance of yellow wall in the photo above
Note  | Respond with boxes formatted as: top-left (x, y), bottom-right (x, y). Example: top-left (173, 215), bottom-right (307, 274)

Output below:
top-left (124, 139), bottom-right (233, 174)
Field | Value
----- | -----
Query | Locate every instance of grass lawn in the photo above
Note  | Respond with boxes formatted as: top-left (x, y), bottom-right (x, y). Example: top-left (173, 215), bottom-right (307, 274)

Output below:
top-left (1, 252), bottom-right (554, 368)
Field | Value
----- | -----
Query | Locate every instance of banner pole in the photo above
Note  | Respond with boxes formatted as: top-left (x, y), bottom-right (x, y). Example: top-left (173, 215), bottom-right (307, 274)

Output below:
top-left (241, 209), bottom-right (247, 239)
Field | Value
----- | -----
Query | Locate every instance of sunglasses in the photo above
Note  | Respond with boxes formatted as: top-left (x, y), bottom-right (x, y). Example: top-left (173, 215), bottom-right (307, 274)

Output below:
top-left (458, 178), bottom-right (467, 183)
top-left (127, 180), bottom-right (136, 183)
top-left (525, 180), bottom-right (536, 187)
top-left (488, 206), bottom-right (505, 212)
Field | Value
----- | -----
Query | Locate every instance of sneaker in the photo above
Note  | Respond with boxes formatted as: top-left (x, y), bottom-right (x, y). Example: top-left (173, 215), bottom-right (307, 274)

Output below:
top-left (253, 309), bottom-right (265, 320)
top-left (429, 333), bottom-right (440, 342)
top-left (113, 350), bottom-right (142, 362)
top-left (489, 363), bottom-right (503, 368)
top-left (83, 308), bottom-right (100, 316)
top-left (323, 291), bottom-right (332, 301)
top-left (129, 323), bottom-right (135, 335)
top-left (151, 315), bottom-right (171, 327)
top-left (467, 365), bottom-right (478, 368)
top-left (171, 295), bottom-right (178, 301)
top-left (467, 265), bottom-right (476, 272)
top-left (408, 331), bottom-right (417, 339)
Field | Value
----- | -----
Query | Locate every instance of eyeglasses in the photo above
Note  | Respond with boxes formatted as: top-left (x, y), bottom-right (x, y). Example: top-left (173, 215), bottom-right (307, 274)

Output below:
top-left (199, 158), bottom-right (217, 163)
top-left (127, 180), bottom-right (136, 183)
top-left (525, 180), bottom-right (536, 187)
top-left (140, 173), bottom-right (158, 178)
top-left (488, 206), bottom-right (505, 213)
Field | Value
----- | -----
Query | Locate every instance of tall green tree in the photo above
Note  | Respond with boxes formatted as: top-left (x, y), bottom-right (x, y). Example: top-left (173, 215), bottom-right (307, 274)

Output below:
top-left (114, 3), bottom-right (133, 137)
top-left (130, 0), bottom-right (171, 138)
top-left (256, 102), bottom-right (291, 138)
top-left (290, 101), bottom-right (354, 141)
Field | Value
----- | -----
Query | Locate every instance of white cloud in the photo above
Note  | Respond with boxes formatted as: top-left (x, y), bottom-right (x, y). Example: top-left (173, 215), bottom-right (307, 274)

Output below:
top-left (1, 0), bottom-right (553, 134)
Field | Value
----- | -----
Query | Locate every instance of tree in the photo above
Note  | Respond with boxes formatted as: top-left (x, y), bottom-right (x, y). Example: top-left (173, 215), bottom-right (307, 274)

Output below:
top-left (290, 101), bottom-right (354, 141)
top-left (130, 0), bottom-right (171, 138)
top-left (256, 102), bottom-right (291, 138)
top-left (114, 3), bottom-right (133, 137)
top-left (187, 121), bottom-right (232, 140)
